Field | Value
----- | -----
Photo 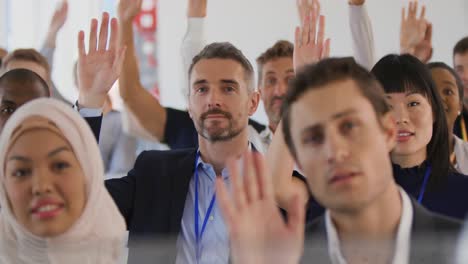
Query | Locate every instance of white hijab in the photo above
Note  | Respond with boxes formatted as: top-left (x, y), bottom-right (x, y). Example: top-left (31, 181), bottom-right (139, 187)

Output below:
top-left (0, 98), bottom-right (126, 264)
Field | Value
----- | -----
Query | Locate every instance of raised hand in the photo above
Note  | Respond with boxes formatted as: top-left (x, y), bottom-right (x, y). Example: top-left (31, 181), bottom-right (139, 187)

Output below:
top-left (293, 10), bottom-right (331, 72)
top-left (400, 1), bottom-right (428, 57)
top-left (118, 0), bottom-right (143, 23)
top-left (413, 22), bottom-right (433, 63)
top-left (297, 0), bottom-right (320, 24)
top-left (188, 0), bottom-right (207, 18)
top-left (77, 13), bottom-right (126, 108)
top-left (49, 0), bottom-right (68, 34)
top-left (216, 152), bottom-right (305, 264)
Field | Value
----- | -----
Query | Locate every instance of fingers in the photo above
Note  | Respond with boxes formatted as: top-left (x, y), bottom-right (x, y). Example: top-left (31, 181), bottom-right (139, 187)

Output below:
top-left (98, 13), bottom-right (110, 51)
top-left (401, 7), bottom-right (406, 21)
top-left (309, 11), bottom-right (317, 46)
top-left (321, 38), bottom-right (331, 59)
top-left (77, 30), bottom-right (86, 57)
top-left (301, 13), bottom-right (310, 46)
top-left (425, 22), bottom-right (433, 41)
top-left (88, 18), bottom-right (98, 53)
top-left (216, 177), bottom-right (236, 228)
top-left (316, 15), bottom-right (325, 53)
top-left (252, 152), bottom-right (273, 201)
top-left (108, 18), bottom-right (119, 52)
top-left (243, 151), bottom-right (260, 203)
top-left (294, 26), bottom-right (301, 48)
top-left (228, 157), bottom-right (247, 211)
top-left (419, 5), bottom-right (426, 20)
top-left (286, 195), bottom-right (306, 235)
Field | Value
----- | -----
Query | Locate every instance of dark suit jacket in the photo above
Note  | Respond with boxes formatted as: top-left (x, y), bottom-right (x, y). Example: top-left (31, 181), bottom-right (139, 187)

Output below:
top-left (105, 148), bottom-right (198, 263)
top-left (301, 200), bottom-right (462, 264)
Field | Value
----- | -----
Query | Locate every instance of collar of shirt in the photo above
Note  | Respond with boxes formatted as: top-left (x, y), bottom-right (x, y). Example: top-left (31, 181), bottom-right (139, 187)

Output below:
top-left (324, 188), bottom-right (413, 264)
top-left (195, 142), bottom-right (253, 181)
top-left (259, 126), bottom-right (273, 145)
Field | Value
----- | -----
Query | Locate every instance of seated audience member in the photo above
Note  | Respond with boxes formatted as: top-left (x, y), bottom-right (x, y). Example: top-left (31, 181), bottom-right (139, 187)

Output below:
top-left (372, 54), bottom-right (468, 220)
top-left (428, 62), bottom-right (468, 174)
top-left (217, 58), bottom-right (462, 264)
top-left (0, 98), bottom-right (126, 263)
top-left (0, 48), bottom-right (69, 104)
top-left (117, 0), bottom-right (268, 152)
top-left (0, 69), bottom-right (50, 131)
top-left (453, 37), bottom-right (468, 141)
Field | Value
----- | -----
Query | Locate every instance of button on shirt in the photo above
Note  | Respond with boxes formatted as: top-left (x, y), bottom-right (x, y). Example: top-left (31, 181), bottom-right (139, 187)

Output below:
top-left (176, 155), bottom-right (230, 264)
top-left (325, 188), bottom-right (413, 264)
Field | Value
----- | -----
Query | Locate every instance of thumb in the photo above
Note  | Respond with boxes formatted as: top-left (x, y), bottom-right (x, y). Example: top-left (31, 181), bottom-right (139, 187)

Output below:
top-left (286, 194), bottom-right (306, 237)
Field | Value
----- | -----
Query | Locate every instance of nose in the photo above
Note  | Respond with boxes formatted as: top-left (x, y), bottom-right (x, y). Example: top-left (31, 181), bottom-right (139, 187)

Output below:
top-left (325, 130), bottom-right (350, 164)
top-left (392, 104), bottom-right (410, 125)
top-left (31, 167), bottom-right (53, 196)
top-left (272, 80), bottom-right (287, 97)
top-left (207, 89), bottom-right (222, 109)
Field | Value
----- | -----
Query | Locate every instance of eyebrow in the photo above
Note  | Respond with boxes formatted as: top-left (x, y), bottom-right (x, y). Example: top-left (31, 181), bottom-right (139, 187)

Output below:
top-left (442, 80), bottom-right (456, 86)
top-left (220, 79), bottom-right (239, 86)
top-left (7, 146), bottom-right (71, 162)
top-left (193, 79), bottom-right (208, 86)
top-left (302, 109), bottom-right (358, 131)
top-left (1, 99), bottom-right (16, 106)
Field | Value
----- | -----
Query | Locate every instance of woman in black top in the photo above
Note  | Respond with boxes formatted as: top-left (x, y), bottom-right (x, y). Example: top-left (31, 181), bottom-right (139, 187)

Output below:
top-left (371, 54), bottom-right (468, 220)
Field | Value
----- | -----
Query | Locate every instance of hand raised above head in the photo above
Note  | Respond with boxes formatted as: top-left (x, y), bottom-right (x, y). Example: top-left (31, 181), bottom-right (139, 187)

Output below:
top-left (297, 0), bottom-right (320, 25)
top-left (188, 0), bottom-right (208, 18)
top-left (217, 151), bottom-right (305, 264)
top-left (77, 12), bottom-right (127, 109)
top-left (293, 10), bottom-right (331, 72)
top-left (49, 0), bottom-right (68, 34)
top-left (400, 1), bottom-right (428, 56)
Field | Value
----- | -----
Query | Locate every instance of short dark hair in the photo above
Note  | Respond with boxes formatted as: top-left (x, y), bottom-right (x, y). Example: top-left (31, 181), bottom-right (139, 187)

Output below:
top-left (0, 68), bottom-right (50, 97)
top-left (188, 42), bottom-right (255, 93)
top-left (453, 37), bottom-right (468, 57)
top-left (371, 54), bottom-right (451, 191)
top-left (281, 57), bottom-right (389, 160)
top-left (427, 62), bottom-right (464, 109)
top-left (1, 49), bottom-right (51, 79)
top-left (256, 40), bottom-right (294, 85)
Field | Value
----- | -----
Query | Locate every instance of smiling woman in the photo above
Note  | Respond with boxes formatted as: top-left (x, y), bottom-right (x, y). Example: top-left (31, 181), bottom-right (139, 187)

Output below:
top-left (371, 54), bottom-right (468, 220)
top-left (0, 98), bottom-right (126, 263)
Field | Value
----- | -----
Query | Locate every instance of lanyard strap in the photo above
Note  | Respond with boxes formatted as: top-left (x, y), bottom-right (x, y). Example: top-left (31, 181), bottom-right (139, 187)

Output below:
top-left (461, 118), bottom-right (468, 142)
top-left (417, 166), bottom-right (431, 204)
top-left (194, 151), bottom-right (217, 261)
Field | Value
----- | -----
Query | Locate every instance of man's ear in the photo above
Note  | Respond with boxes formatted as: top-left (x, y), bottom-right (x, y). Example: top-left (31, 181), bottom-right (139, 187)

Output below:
top-left (248, 91), bottom-right (261, 116)
top-left (380, 112), bottom-right (397, 153)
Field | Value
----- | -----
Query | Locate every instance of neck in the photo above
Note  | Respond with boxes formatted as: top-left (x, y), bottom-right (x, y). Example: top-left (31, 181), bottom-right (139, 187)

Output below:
top-left (330, 183), bottom-right (402, 262)
top-left (330, 183), bottom-right (402, 241)
top-left (391, 148), bottom-right (427, 168)
top-left (198, 129), bottom-right (249, 175)
top-left (268, 122), bottom-right (277, 133)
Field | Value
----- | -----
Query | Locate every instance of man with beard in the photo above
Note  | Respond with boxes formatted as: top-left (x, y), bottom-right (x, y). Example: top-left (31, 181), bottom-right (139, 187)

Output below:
top-left (80, 42), bottom-right (260, 263)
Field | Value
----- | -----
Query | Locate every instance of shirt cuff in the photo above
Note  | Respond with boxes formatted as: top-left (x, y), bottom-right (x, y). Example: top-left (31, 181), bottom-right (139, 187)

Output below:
top-left (186, 18), bottom-right (205, 36)
top-left (73, 101), bottom-right (103, 117)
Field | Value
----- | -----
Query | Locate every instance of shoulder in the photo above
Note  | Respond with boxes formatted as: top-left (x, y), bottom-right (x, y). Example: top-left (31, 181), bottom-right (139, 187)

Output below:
top-left (413, 200), bottom-right (462, 231)
top-left (134, 148), bottom-right (196, 168)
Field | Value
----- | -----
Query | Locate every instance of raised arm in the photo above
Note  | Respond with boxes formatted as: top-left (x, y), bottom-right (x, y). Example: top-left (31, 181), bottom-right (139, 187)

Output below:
top-left (40, 0), bottom-right (68, 68)
top-left (269, 2), bottom-right (329, 210)
top-left (118, 0), bottom-right (168, 141)
top-left (348, 0), bottom-right (375, 70)
top-left (181, 0), bottom-right (208, 82)
top-left (400, 1), bottom-right (433, 63)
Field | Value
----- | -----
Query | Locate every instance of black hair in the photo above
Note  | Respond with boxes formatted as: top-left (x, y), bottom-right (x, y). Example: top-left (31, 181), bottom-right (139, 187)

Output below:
top-left (427, 62), bottom-right (464, 109)
top-left (371, 54), bottom-right (451, 191)
top-left (0, 68), bottom-right (50, 97)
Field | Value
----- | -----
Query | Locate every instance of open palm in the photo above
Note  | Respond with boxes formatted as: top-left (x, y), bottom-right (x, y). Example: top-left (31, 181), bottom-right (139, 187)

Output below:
top-left (217, 152), bottom-right (305, 264)
top-left (77, 13), bottom-right (126, 108)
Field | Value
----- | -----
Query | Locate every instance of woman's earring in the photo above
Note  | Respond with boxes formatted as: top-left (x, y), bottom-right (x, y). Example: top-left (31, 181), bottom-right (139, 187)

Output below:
top-left (459, 111), bottom-right (462, 116)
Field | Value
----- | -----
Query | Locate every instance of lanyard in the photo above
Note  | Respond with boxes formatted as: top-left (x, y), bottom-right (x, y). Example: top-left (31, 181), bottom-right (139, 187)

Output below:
top-left (417, 166), bottom-right (431, 204)
top-left (461, 118), bottom-right (467, 142)
top-left (194, 151), bottom-right (217, 262)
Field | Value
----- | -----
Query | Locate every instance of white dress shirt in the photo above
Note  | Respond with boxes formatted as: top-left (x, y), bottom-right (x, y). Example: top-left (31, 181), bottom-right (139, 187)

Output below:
top-left (325, 188), bottom-right (413, 264)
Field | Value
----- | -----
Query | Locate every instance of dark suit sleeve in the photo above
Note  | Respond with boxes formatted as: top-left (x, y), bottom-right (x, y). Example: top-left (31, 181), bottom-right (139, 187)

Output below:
top-left (83, 116), bottom-right (102, 143)
top-left (104, 151), bottom-right (150, 229)
top-left (164, 107), bottom-right (198, 149)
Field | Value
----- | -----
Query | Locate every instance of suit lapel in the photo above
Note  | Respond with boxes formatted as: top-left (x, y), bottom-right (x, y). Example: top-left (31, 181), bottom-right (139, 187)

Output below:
top-left (169, 149), bottom-right (197, 233)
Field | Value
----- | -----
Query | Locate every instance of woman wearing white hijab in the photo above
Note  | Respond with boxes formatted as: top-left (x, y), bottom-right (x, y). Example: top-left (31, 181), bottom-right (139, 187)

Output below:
top-left (0, 98), bottom-right (126, 263)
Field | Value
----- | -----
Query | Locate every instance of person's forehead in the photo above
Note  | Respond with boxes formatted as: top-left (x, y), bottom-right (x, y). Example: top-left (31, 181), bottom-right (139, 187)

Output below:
top-left (0, 82), bottom-right (46, 100)
top-left (262, 57), bottom-right (293, 73)
top-left (454, 53), bottom-right (468, 64)
top-left (191, 58), bottom-right (247, 82)
top-left (291, 80), bottom-right (375, 126)
top-left (431, 68), bottom-right (456, 82)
